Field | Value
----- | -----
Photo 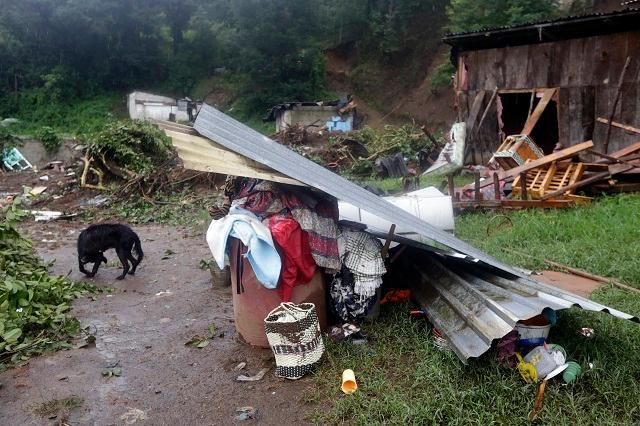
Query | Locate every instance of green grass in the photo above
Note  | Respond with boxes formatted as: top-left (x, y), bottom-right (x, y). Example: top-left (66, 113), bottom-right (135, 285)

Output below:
top-left (312, 194), bottom-right (640, 425)
top-left (455, 194), bottom-right (640, 287)
top-left (355, 175), bottom-right (474, 194)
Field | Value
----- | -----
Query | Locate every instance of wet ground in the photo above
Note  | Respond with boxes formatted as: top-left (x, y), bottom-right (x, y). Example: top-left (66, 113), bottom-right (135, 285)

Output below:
top-left (0, 221), bottom-right (317, 425)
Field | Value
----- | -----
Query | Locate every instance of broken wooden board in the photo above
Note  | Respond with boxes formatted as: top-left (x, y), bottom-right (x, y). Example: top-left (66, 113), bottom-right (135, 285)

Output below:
top-left (540, 163), bottom-right (634, 200)
top-left (470, 140), bottom-right (594, 191)
top-left (596, 117), bottom-right (640, 135)
top-left (595, 140), bottom-right (640, 163)
top-left (521, 89), bottom-right (556, 135)
top-left (453, 199), bottom-right (576, 209)
top-left (162, 129), bottom-right (306, 186)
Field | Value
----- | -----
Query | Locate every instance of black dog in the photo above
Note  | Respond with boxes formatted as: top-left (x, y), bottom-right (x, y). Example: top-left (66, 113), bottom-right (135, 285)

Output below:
top-left (77, 224), bottom-right (144, 280)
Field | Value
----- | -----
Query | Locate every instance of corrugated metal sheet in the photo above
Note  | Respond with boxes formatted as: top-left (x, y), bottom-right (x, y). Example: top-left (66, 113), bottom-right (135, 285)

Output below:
top-left (194, 104), bottom-right (523, 277)
top-left (443, 8), bottom-right (640, 50)
top-left (444, 8), bottom-right (640, 38)
top-left (408, 252), bottom-right (638, 362)
top-left (192, 104), bottom-right (639, 363)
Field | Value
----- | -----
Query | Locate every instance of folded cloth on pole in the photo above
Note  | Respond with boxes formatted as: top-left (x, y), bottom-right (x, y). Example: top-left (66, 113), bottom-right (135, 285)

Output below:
top-left (207, 209), bottom-right (281, 289)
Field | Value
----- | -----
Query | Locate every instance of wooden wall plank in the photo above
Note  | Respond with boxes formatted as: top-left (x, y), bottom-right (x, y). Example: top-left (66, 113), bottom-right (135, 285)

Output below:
top-left (557, 88), bottom-right (571, 145)
top-left (465, 31), bottom-right (640, 89)
top-left (528, 43), bottom-right (552, 88)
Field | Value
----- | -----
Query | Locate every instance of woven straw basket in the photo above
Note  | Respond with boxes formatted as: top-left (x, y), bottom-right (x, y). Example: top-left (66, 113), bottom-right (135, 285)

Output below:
top-left (264, 302), bottom-right (324, 380)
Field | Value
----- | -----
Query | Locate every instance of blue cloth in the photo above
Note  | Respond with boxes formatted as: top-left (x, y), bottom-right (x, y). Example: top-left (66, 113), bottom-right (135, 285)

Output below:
top-left (207, 210), bottom-right (281, 289)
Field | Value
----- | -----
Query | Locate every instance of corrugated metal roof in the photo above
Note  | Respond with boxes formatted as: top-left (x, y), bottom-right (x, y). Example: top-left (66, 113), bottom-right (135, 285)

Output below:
top-left (192, 104), bottom-right (639, 363)
top-left (443, 8), bottom-right (640, 51)
top-left (408, 251), bottom-right (638, 362)
top-left (194, 104), bottom-right (522, 277)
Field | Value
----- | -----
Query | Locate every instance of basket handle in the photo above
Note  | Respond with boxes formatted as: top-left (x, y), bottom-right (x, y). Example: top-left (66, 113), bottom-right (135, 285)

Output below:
top-left (265, 302), bottom-right (312, 321)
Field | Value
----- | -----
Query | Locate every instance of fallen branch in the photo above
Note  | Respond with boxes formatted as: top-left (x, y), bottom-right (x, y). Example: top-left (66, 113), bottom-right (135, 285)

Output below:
top-left (364, 144), bottom-right (401, 161)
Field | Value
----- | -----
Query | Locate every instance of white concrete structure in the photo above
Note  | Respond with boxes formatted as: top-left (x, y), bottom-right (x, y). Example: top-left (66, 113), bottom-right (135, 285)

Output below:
top-left (128, 91), bottom-right (192, 122)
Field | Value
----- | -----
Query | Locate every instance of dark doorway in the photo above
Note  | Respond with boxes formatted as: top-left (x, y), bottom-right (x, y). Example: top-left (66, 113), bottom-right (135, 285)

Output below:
top-left (498, 92), bottom-right (559, 154)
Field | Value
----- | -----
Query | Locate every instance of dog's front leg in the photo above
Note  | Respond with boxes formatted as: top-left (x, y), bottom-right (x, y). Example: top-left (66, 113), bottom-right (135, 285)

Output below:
top-left (79, 258), bottom-right (90, 275)
top-left (87, 260), bottom-right (101, 277)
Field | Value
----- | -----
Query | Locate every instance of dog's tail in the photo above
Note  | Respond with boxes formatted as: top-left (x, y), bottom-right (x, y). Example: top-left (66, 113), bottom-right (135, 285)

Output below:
top-left (133, 236), bottom-right (144, 263)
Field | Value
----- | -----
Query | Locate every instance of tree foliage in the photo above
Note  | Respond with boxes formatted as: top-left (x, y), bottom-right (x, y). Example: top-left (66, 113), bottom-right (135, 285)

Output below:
top-left (0, 0), bottom-right (563, 119)
top-left (447, 0), bottom-right (560, 33)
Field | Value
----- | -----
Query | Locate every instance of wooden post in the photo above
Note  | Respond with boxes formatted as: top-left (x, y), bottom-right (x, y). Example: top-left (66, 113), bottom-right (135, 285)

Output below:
top-left (527, 89), bottom-right (536, 120)
top-left (604, 56), bottom-right (632, 154)
top-left (520, 172), bottom-right (528, 200)
top-left (474, 171), bottom-right (481, 201)
top-left (493, 172), bottom-right (501, 200)
top-left (448, 174), bottom-right (455, 197)
top-left (380, 224), bottom-right (396, 259)
top-left (455, 192), bottom-right (460, 201)
top-left (473, 86), bottom-right (499, 164)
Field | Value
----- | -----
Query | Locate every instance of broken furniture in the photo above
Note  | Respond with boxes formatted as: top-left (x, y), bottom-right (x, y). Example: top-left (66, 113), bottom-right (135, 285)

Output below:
top-left (494, 135), bottom-right (544, 170)
top-left (2, 147), bottom-right (33, 171)
top-left (511, 161), bottom-right (585, 199)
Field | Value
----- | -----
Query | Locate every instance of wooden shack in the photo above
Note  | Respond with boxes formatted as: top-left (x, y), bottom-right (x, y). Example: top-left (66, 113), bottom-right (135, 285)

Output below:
top-left (443, 9), bottom-right (640, 163)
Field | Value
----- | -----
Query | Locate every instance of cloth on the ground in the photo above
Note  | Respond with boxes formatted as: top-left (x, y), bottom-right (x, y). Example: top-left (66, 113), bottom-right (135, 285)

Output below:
top-left (328, 323), bottom-right (368, 343)
top-left (380, 289), bottom-right (411, 305)
top-left (339, 229), bottom-right (386, 297)
top-left (266, 216), bottom-right (316, 302)
top-left (206, 208), bottom-right (281, 289)
top-left (330, 265), bottom-right (379, 322)
top-left (231, 179), bottom-right (340, 271)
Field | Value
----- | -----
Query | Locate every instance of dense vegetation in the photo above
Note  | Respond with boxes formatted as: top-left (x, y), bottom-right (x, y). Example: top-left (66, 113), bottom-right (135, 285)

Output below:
top-left (0, 0), bottom-right (579, 130)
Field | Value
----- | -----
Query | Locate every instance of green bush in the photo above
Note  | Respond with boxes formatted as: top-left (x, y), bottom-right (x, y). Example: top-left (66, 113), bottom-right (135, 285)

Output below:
top-left (0, 126), bottom-right (21, 156)
top-left (36, 126), bottom-right (62, 153)
top-left (87, 119), bottom-right (173, 173)
top-left (430, 61), bottom-right (456, 94)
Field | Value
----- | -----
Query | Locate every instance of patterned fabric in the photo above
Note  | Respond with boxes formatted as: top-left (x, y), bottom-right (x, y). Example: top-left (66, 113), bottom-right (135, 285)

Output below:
top-left (264, 303), bottom-right (325, 380)
top-left (329, 265), bottom-right (379, 322)
top-left (339, 229), bottom-right (386, 297)
top-left (231, 179), bottom-right (341, 271)
top-left (329, 228), bottom-right (386, 322)
top-left (341, 230), bottom-right (386, 276)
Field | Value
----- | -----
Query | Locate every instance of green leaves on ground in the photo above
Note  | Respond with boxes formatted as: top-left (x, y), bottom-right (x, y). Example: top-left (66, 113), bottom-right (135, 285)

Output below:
top-left (0, 201), bottom-right (91, 370)
top-left (185, 323), bottom-right (220, 349)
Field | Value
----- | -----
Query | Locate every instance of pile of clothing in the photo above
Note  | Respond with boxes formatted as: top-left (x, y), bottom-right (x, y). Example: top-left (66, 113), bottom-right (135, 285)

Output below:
top-left (207, 178), bottom-right (340, 301)
top-left (330, 227), bottom-right (387, 322)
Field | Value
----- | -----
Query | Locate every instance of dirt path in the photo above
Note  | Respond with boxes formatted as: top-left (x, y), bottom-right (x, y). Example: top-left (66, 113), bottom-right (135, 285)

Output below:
top-left (0, 221), bottom-right (317, 425)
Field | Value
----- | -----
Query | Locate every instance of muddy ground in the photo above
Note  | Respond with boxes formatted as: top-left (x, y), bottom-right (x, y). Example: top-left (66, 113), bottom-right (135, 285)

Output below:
top-left (0, 221), bottom-right (317, 425)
